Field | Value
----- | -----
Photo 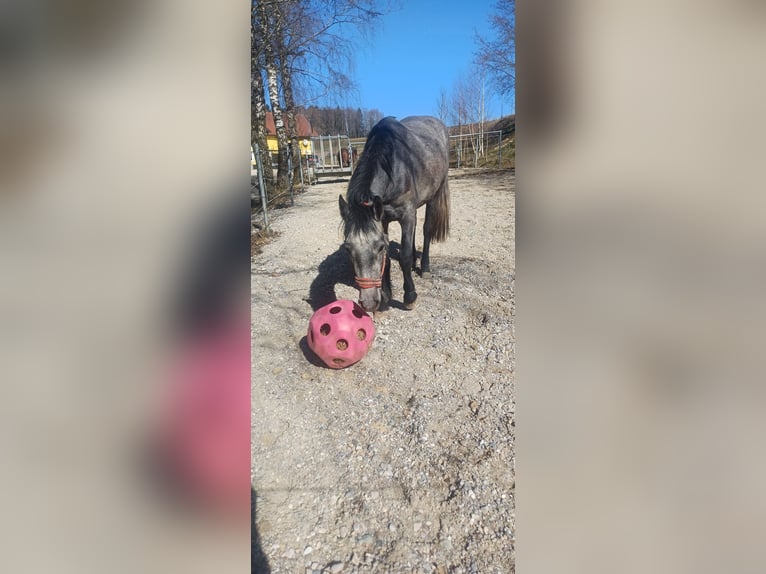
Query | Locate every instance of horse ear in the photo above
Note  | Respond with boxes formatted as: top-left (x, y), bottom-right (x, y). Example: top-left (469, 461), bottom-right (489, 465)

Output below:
top-left (373, 196), bottom-right (383, 221)
top-left (338, 194), bottom-right (349, 221)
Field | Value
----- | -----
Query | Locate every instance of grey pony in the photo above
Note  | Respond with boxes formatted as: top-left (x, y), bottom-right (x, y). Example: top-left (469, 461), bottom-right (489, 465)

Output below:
top-left (339, 115), bottom-right (450, 312)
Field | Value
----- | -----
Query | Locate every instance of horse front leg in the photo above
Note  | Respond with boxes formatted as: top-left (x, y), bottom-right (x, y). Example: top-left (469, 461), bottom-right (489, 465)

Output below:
top-left (399, 215), bottom-right (417, 309)
top-left (381, 251), bottom-right (392, 311)
top-left (411, 212), bottom-right (418, 271)
top-left (380, 220), bottom-right (392, 310)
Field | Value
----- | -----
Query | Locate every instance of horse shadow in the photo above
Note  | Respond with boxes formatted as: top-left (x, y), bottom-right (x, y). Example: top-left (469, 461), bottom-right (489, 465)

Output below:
top-left (298, 335), bottom-right (330, 368)
top-left (307, 247), bottom-right (356, 311)
top-left (388, 240), bottom-right (424, 275)
top-left (305, 243), bottom-right (421, 319)
top-left (252, 487), bottom-right (271, 573)
top-left (300, 248), bottom-right (355, 367)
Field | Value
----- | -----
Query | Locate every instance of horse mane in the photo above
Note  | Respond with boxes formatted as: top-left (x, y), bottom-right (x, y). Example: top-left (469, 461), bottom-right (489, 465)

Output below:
top-left (342, 117), bottom-right (418, 238)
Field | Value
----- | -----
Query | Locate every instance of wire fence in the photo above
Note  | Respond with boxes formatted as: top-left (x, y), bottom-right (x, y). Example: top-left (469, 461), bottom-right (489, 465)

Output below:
top-left (252, 129), bottom-right (514, 233)
top-left (251, 142), bottom-right (312, 232)
top-left (449, 130), bottom-right (510, 169)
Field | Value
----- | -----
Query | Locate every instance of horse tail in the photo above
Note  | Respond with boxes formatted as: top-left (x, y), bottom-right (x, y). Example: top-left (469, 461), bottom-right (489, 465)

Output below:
top-left (429, 175), bottom-right (450, 242)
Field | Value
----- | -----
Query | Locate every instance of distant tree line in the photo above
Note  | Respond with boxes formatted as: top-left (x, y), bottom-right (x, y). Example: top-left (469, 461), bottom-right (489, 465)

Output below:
top-left (252, 0), bottom-right (393, 190)
top-left (299, 106), bottom-right (384, 138)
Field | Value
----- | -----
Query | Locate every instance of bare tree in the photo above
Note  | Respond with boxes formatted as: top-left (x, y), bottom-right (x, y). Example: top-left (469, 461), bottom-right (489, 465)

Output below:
top-left (255, 0), bottom-right (290, 188)
top-left (435, 87), bottom-right (450, 123)
top-left (252, 4), bottom-right (274, 185)
top-left (286, 0), bottom-right (391, 104)
top-left (363, 108), bottom-right (383, 133)
top-left (448, 68), bottom-right (489, 167)
top-left (475, 0), bottom-right (515, 98)
top-left (275, 3), bottom-right (297, 139)
top-left (449, 75), bottom-right (469, 166)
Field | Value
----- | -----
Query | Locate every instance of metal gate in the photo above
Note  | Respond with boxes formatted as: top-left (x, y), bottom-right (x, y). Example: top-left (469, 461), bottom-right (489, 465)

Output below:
top-left (310, 135), bottom-right (355, 179)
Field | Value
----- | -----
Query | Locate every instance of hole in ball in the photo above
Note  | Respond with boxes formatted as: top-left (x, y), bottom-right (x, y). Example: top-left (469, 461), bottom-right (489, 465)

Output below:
top-left (333, 358), bottom-right (345, 366)
top-left (352, 306), bottom-right (365, 319)
top-left (356, 329), bottom-right (366, 340)
top-left (336, 339), bottom-right (348, 350)
top-left (329, 306), bottom-right (341, 314)
top-left (319, 323), bottom-right (331, 336)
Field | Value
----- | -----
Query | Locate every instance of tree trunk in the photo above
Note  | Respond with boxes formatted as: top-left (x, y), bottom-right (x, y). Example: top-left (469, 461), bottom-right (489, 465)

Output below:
top-left (273, 1), bottom-right (302, 186)
top-left (252, 1), bottom-right (274, 186)
top-left (279, 61), bottom-right (301, 184)
top-left (252, 66), bottom-right (274, 186)
top-left (266, 65), bottom-right (289, 189)
top-left (257, 0), bottom-right (289, 189)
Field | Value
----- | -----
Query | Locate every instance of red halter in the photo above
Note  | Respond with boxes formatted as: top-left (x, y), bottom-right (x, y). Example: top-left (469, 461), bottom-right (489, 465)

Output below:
top-left (355, 252), bottom-right (387, 289)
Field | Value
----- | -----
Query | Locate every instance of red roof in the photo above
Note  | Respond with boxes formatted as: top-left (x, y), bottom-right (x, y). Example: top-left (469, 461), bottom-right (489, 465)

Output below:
top-left (265, 112), bottom-right (318, 138)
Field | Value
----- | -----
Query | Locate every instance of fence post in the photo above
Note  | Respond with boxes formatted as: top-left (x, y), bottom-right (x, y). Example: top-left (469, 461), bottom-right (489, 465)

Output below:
top-left (498, 131), bottom-right (503, 168)
top-left (255, 143), bottom-right (269, 231)
top-left (298, 148), bottom-right (305, 189)
top-left (287, 143), bottom-right (294, 206)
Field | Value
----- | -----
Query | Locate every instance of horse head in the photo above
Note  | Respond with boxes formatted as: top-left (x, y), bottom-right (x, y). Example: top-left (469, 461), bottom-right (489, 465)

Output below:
top-left (339, 194), bottom-right (388, 312)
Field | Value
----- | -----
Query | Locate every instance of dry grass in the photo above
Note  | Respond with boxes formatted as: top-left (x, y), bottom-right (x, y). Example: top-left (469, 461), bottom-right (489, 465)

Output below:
top-left (251, 227), bottom-right (279, 258)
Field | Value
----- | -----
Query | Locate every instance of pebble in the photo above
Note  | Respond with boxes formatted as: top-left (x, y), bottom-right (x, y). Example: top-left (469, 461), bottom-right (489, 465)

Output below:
top-left (358, 533), bottom-right (374, 545)
top-left (326, 562), bottom-right (344, 573)
top-left (303, 546), bottom-right (313, 555)
top-left (413, 521), bottom-right (422, 532)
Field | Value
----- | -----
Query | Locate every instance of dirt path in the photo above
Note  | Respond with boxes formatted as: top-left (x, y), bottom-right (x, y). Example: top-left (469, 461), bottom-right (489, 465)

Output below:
top-left (252, 170), bottom-right (515, 573)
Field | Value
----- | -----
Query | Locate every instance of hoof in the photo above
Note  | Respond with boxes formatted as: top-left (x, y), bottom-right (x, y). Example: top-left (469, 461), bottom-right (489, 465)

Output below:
top-left (421, 270), bottom-right (432, 279)
top-left (403, 292), bottom-right (417, 310)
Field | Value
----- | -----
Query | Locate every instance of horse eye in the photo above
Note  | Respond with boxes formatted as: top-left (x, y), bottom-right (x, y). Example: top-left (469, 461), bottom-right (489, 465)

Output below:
top-left (378, 243), bottom-right (387, 254)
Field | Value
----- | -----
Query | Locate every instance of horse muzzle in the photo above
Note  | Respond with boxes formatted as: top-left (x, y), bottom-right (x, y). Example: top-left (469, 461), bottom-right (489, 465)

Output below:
top-left (354, 253), bottom-right (386, 312)
top-left (357, 287), bottom-right (381, 313)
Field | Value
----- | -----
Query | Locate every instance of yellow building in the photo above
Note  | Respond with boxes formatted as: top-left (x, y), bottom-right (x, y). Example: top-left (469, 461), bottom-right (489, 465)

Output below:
top-left (265, 112), bottom-right (317, 158)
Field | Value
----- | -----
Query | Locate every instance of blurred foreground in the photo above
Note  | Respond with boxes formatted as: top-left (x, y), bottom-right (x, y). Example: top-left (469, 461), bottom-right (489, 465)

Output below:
top-left (0, 1), bottom-right (249, 572)
top-left (517, 1), bottom-right (766, 573)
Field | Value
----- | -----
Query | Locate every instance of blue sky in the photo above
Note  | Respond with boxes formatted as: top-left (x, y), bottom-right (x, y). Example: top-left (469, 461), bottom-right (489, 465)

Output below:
top-left (333, 0), bottom-right (514, 120)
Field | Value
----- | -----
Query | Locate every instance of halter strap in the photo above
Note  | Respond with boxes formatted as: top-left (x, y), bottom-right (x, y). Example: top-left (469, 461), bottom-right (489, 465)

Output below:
top-left (355, 253), bottom-right (386, 289)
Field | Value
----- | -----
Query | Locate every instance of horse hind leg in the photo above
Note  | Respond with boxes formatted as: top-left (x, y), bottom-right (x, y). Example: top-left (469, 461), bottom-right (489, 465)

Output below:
top-left (421, 178), bottom-right (449, 278)
top-left (399, 214), bottom-right (418, 309)
top-left (412, 220), bottom-right (418, 271)
top-left (379, 219), bottom-right (392, 310)
top-left (421, 204), bottom-right (434, 278)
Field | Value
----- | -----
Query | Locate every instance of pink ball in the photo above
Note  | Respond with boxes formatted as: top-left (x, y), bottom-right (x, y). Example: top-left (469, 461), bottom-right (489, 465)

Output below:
top-left (307, 300), bottom-right (376, 368)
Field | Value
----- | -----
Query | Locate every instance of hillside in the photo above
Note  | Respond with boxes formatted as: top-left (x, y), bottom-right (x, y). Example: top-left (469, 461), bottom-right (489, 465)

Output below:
top-left (448, 114), bottom-right (515, 138)
top-left (448, 114), bottom-right (515, 170)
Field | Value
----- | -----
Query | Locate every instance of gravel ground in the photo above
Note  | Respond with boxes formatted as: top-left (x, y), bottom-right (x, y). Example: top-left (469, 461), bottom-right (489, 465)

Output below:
top-left (252, 169), bottom-right (515, 573)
